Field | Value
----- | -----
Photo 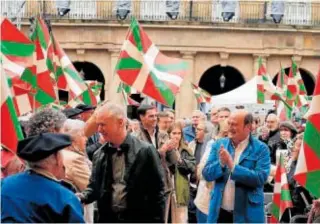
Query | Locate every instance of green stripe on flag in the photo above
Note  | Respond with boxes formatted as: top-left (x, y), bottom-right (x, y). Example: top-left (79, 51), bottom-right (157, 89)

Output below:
top-left (281, 189), bottom-right (292, 201)
top-left (35, 88), bottom-right (55, 105)
top-left (82, 90), bottom-right (92, 105)
top-left (149, 71), bottom-right (175, 106)
top-left (46, 58), bottom-right (54, 73)
top-left (1, 41), bottom-right (35, 57)
top-left (262, 76), bottom-right (269, 82)
top-left (305, 171), bottom-right (320, 198)
top-left (36, 21), bottom-right (48, 49)
top-left (64, 67), bottom-right (84, 83)
top-left (154, 61), bottom-right (189, 73)
top-left (55, 66), bottom-right (64, 78)
top-left (304, 121), bottom-right (320, 159)
top-left (271, 203), bottom-right (280, 221)
top-left (7, 97), bottom-right (24, 140)
top-left (117, 58), bottom-right (142, 70)
top-left (131, 18), bottom-right (143, 52)
top-left (21, 68), bottom-right (36, 88)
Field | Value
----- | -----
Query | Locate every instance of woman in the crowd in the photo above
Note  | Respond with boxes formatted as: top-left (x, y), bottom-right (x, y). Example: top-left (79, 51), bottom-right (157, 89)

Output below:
top-left (194, 120), bottom-right (229, 223)
top-left (60, 119), bottom-right (93, 223)
top-left (279, 121), bottom-right (298, 149)
top-left (251, 116), bottom-right (260, 137)
top-left (166, 122), bottom-right (196, 223)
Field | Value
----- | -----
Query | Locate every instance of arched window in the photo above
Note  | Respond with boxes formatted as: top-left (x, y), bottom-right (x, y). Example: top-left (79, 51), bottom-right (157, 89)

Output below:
top-left (199, 65), bottom-right (245, 96)
top-left (272, 67), bottom-right (315, 96)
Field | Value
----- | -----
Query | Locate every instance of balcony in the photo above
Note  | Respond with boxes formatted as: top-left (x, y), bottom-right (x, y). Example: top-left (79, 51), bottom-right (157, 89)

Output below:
top-left (2, 0), bottom-right (320, 27)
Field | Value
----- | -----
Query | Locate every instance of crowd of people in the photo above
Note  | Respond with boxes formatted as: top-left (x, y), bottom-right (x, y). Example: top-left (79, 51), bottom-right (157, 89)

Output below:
top-left (1, 102), bottom-right (320, 223)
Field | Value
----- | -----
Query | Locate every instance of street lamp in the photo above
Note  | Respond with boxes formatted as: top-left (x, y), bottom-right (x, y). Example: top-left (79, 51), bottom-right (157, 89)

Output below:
top-left (116, 0), bottom-right (131, 21)
top-left (270, 0), bottom-right (285, 24)
top-left (220, 73), bottom-right (226, 89)
top-left (221, 0), bottom-right (237, 22)
top-left (166, 0), bottom-right (180, 20)
top-left (56, 0), bottom-right (71, 17)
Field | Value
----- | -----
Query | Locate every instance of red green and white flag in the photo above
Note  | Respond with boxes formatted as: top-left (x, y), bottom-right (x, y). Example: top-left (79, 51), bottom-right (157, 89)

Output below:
top-left (1, 18), bottom-right (35, 116)
top-left (191, 83), bottom-right (212, 104)
top-left (28, 17), bottom-right (57, 108)
top-left (1, 18), bottom-right (34, 76)
top-left (51, 33), bottom-right (88, 102)
top-left (1, 69), bottom-right (24, 153)
top-left (115, 17), bottom-right (188, 107)
top-left (294, 66), bottom-right (320, 198)
top-left (270, 153), bottom-right (293, 223)
top-left (80, 80), bottom-right (102, 106)
top-left (256, 57), bottom-right (283, 103)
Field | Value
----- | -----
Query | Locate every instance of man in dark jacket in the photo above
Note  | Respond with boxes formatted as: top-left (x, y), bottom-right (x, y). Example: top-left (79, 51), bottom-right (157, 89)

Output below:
top-left (78, 103), bottom-right (165, 223)
top-left (265, 113), bottom-right (283, 164)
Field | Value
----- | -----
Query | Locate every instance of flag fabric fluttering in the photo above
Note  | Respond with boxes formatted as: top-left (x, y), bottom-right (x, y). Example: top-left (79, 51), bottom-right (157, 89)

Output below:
top-left (1, 69), bottom-right (24, 153)
top-left (28, 17), bottom-right (57, 108)
top-left (294, 66), bottom-right (320, 198)
top-left (0, 18), bottom-right (35, 116)
top-left (80, 80), bottom-right (102, 106)
top-left (51, 33), bottom-right (88, 104)
top-left (256, 57), bottom-right (284, 104)
top-left (191, 83), bottom-right (212, 104)
top-left (270, 153), bottom-right (293, 223)
top-left (115, 17), bottom-right (188, 107)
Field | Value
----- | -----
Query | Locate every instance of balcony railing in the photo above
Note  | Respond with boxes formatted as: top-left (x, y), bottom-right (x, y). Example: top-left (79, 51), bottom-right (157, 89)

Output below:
top-left (2, 0), bottom-right (320, 27)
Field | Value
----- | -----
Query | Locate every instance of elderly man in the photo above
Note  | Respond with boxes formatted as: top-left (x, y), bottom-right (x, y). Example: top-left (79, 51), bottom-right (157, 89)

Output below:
top-left (27, 108), bottom-right (67, 136)
top-left (203, 110), bottom-right (270, 223)
top-left (77, 103), bottom-right (165, 223)
top-left (1, 133), bottom-right (84, 223)
top-left (183, 110), bottom-right (206, 143)
top-left (265, 113), bottom-right (282, 164)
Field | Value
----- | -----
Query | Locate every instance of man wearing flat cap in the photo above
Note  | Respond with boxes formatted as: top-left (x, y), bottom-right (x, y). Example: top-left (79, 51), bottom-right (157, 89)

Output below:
top-left (76, 104), bottom-right (96, 122)
top-left (62, 108), bottom-right (83, 119)
top-left (1, 133), bottom-right (85, 223)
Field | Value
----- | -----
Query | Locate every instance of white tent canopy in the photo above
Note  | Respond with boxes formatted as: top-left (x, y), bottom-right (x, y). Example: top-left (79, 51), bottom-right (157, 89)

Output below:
top-left (210, 76), bottom-right (258, 105)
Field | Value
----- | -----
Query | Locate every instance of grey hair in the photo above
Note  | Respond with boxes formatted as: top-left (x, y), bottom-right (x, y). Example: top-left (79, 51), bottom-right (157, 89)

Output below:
top-left (27, 109), bottom-right (67, 137)
top-left (27, 153), bottom-right (58, 170)
top-left (62, 119), bottom-right (85, 141)
top-left (97, 103), bottom-right (127, 119)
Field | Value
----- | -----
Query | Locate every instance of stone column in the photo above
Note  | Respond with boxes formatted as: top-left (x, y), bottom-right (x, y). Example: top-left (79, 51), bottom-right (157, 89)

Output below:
top-left (175, 51), bottom-right (197, 119)
top-left (108, 49), bottom-right (123, 105)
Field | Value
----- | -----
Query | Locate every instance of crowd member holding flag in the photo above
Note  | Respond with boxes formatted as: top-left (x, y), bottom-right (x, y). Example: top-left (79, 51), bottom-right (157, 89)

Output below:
top-left (203, 110), bottom-right (270, 223)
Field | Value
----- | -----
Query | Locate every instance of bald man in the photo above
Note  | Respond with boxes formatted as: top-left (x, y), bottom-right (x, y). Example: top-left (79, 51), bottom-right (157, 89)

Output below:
top-left (78, 103), bottom-right (165, 223)
top-left (203, 110), bottom-right (270, 223)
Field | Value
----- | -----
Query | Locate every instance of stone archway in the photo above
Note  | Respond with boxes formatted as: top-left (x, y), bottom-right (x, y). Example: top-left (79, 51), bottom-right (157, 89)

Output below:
top-left (199, 65), bottom-right (245, 95)
top-left (272, 67), bottom-right (315, 96)
top-left (73, 61), bottom-right (106, 100)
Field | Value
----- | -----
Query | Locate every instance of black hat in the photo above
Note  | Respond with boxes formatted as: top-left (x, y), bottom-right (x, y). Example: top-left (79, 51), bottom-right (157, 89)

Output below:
top-left (62, 108), bottom-right (83, 119)
top-left (75, 104), bottom-right (96, 112)
top-left (17, 133), bottom-right (72, 162)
